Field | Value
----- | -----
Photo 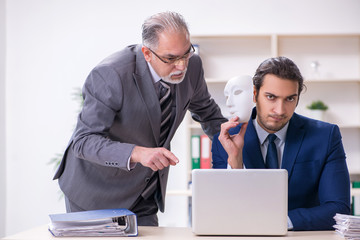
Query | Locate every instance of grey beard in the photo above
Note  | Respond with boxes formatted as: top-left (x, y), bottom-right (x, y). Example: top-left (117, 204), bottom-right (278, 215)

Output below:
top-left (161, 69), bottom-right (187, 84)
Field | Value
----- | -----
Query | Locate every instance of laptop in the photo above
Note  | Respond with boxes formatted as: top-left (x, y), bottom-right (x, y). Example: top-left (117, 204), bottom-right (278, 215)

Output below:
top-left (191, 169), bottom-right (288, 236)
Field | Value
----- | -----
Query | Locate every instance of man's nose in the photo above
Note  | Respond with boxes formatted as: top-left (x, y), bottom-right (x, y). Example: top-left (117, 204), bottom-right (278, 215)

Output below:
top-left (274, 101), bottom-right (286, 115)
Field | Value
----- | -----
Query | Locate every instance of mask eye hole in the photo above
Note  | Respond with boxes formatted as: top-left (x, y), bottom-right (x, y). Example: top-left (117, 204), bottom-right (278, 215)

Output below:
top-left (234, 89), bottom-right (243, 95)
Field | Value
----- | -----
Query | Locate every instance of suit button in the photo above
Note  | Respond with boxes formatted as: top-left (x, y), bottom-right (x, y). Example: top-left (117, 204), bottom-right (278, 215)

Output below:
top-left (145, 178), bottom-right (150, 183)
top-left (105, 161), bottom-right (109, 165)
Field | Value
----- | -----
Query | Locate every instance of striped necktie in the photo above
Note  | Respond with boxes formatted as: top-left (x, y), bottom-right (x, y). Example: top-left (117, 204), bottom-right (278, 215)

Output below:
top-left (265, 134), bottom-right (279, 169)
top-left (159, 81), bottom-right (172, 146)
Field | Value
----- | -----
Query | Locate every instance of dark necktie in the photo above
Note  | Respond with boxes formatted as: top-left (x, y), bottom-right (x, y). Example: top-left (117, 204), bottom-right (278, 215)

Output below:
top-left (265, 134), bottom-right (279, 169)
top-left (159, 81), bottom-right (172, 146)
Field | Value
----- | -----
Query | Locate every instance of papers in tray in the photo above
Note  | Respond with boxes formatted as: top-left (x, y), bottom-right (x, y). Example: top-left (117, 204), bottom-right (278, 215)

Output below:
top-left (334, 213), bottom-right (360, 240)
top-left (48, 208), bottom-right (138, 237)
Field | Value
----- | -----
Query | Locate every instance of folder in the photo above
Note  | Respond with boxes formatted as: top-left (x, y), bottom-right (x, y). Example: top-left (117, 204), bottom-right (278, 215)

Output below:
top-left (48, 208), bottom-right (138, 237)
top-left (200, 134), bottom-right (211, 169)
top-left (353, 181), bottom-right (360, 215)
top-left (191, 135), bottom-right (200, 169)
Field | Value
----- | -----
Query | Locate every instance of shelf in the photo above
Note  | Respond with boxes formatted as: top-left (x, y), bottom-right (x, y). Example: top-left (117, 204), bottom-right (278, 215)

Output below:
top-left (191, 34), bottom-right (273, 40)
top-left (205, 78), bottom-right (228, 83)
top-left (350, 173), bottom-right (360, 182)
top-left (191, 120), bottom-right (360, 129)
top-left (277, 33), bottom-right (360, 38)
top-left (189, 123), bottom-right (201, 129)
top-left (338, 124), bottom-right (360, 128)
top-left (277, 35), bottom-right (360, 80)
top-left (166, 190), bottom-right (192, 197)
top-left (207, 78), bottom-right (360, 84)
top-left (305, 79), bottom-right (360, 83)
top-left (186, 33), bottom-right (360, 187)
top-left (168, 189), bottom-right (359, 197)
top-left (351, 188), bottom-right (360, 197)
top-left (191, 35), bottom-right (273, 79)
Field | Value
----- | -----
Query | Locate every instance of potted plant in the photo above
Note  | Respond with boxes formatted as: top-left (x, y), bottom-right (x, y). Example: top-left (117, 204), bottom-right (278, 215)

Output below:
top-left (306, 100), bottom-right (328, 121)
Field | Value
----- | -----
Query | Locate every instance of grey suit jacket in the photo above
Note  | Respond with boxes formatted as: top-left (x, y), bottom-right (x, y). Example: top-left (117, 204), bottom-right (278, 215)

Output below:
top-left (54, 44), bottom-right (226, 212)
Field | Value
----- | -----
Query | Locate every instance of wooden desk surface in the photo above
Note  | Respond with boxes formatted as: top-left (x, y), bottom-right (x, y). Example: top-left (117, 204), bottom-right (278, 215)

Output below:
top-left (1, 225), bottom-right (343, 240)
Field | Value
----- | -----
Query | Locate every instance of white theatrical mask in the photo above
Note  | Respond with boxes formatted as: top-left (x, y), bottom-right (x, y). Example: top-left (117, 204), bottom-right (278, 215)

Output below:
top-left (224, 75), bottom-right (254, 122)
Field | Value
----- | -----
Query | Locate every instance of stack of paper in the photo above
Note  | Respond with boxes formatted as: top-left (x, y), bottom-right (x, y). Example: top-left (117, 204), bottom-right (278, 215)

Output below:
top-left (48, 208), bottom-right (138, 237)
top-left (334, 213), bottom-right (360, 239)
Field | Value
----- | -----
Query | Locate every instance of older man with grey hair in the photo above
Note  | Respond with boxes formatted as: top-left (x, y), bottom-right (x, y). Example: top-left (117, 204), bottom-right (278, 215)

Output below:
top-left (53, 11), bottom-right (226, 226)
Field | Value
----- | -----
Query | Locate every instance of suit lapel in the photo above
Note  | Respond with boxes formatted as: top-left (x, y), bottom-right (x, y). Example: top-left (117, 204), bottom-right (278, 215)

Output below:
top-left (133, 48), bottom-right (161, 145)
top-left (243, 109), bottom-right (266, 168)
top-left (281, 113), bottom-right (305, 178)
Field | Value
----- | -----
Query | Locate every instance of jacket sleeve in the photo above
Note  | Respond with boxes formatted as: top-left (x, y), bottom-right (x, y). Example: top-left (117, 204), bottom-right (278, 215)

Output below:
top-left (71, 65), bottom-right (135, 170)
top-left (211, 132), bottom-right (229, 169)
top-left (186, 56), bottom-right (227, 140)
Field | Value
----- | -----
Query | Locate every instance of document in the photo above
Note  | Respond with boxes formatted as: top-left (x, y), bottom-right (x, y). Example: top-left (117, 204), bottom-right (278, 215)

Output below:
top-left (333, 213), bottom-right (360, 239)
top-left (48, 208), bottom-right (138, 237)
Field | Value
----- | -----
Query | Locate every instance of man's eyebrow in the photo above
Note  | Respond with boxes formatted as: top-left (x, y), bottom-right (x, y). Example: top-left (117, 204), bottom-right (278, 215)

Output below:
top-left (164, 45), bottom-right (192, 58)
top-left (287, 94), bottom-right (298, 98)
top-left (264, 92), bottom-right (298, 98)
top-left (164, 53), bottom-right (177, 58)
top-left (264, 92), bottom-right (276, 96)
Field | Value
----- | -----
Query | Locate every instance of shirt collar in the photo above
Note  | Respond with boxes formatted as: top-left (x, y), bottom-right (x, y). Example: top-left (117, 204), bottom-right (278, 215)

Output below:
top-left (253, 116), bottom-right (289, 145)
top-left (147, 62), bottom-right (161, 84)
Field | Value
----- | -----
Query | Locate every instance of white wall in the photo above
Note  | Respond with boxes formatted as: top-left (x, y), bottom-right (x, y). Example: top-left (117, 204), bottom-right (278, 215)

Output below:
top-left (3, 0), bottom-right (360, 236)
top-left (0, 0), bottom-right (6, 238)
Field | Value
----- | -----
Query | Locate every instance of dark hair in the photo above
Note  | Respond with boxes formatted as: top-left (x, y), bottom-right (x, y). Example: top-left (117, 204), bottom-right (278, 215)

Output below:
top-left (253, 56), bottom-right (305, 102)
top-left (142, 11), bottom-right (189, 49)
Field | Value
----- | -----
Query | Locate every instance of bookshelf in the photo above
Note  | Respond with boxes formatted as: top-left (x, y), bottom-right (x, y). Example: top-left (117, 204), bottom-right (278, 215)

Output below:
top-left (184, 33), bottom-right (360, 189)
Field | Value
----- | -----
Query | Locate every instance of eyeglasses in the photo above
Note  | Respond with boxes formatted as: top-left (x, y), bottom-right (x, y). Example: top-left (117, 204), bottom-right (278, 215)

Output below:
top-left (148, 44), bottom-right (195, 64)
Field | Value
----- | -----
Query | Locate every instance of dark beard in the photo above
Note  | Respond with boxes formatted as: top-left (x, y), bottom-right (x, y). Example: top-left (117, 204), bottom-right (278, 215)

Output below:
top-left (257, 113), bottom-right (288, 133)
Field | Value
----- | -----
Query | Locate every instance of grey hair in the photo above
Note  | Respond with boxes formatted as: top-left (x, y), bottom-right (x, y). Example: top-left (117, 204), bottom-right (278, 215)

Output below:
top-left (142, 11), bottom-right (189, 49)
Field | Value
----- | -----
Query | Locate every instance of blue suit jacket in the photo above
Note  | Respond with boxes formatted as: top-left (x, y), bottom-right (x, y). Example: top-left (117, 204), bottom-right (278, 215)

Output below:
top-left (211, 108), bottom-right (350, 230)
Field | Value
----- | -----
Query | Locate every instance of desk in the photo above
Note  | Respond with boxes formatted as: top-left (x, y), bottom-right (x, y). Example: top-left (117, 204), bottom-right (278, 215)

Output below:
top-left (1, 225), bottom-right (343, 240)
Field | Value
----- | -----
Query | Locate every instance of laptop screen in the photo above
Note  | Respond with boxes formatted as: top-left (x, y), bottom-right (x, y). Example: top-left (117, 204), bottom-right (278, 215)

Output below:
top-left (191, 169), bottom-right (288, 236)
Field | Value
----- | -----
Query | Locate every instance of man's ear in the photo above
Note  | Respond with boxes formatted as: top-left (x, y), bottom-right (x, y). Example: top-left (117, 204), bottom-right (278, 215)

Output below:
top-left (142, 46), bottom-right (151, 62)
top-left (253, 86), bottom-right (257, 103)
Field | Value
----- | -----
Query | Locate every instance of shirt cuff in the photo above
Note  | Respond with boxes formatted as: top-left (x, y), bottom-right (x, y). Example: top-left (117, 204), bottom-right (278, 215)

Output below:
top-left (127, 157), bottom-right (137, 171)
top-left (227, 163), bottom-right (246, 169)
top-left (287, 216), bottom-right (294, 230)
